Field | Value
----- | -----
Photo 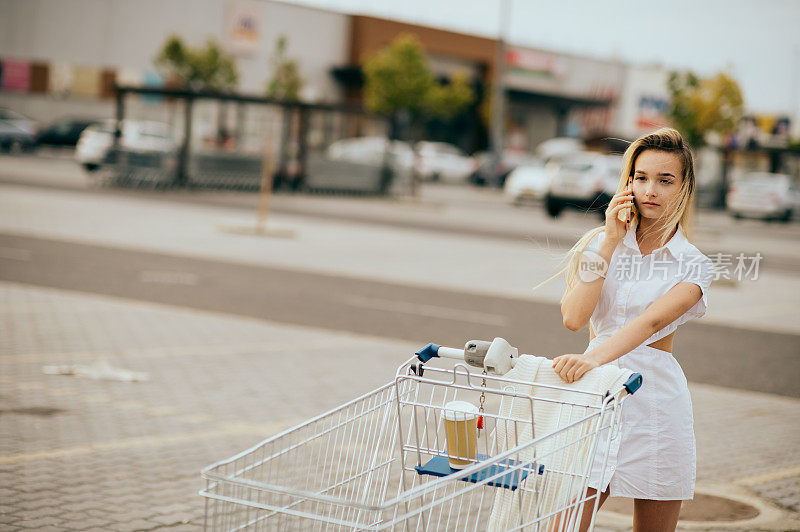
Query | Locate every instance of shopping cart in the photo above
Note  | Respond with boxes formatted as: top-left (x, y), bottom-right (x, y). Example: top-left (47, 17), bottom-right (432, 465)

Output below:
top-left (200, 339), bottom-right (642, 531)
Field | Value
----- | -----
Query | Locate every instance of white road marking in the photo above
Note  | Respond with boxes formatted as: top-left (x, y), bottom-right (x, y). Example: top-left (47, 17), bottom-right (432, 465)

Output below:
top-left (0, 246), bottom-right (31, 261)
top-left (0, 338), bottom-right (359, 364)
top-left (344, 295), bottom-right (508, 326)
top-left (0, 420), bottom-right (298, 464)
top-left (734, 464), bottom-right (800, 487)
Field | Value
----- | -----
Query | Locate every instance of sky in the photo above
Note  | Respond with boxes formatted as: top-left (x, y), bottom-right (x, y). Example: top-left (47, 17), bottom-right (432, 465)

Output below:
top-left (281, 0), bottom-right (800, 118)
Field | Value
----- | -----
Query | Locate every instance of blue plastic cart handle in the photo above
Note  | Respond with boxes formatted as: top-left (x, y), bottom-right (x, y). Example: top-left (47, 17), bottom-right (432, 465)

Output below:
top-left (624, 373), bottom-right (643, 394)
top-left (415, 343), bottom-right (642, 396)
top-left (415, 343), bottom-right (441, 363)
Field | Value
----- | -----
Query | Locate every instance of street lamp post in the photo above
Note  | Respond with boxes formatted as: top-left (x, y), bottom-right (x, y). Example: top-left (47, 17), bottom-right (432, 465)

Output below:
top-left (792, 45), bottom-right (800, 139)
top-left (490, 0), bottom-right (511, 186)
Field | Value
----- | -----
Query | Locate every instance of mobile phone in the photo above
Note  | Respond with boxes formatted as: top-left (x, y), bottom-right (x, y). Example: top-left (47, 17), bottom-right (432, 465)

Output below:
top-left (616, 176), bottom-right (637, 223)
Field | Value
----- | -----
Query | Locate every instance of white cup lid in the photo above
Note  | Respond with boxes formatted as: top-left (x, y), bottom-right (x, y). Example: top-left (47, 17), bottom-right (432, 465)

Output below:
top-left (442, 400), bottom-right (479, 421)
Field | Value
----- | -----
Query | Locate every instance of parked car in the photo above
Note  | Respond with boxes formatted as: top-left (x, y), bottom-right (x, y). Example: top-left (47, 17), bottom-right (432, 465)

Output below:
top-left (75, 119), bottom-right (174, 171)
top-left (544, 153), bottom-right (623, 219)
top-left (0, 121), bottom-right (36, 153)
top-left (0, 108), bottom-right (37, 153)
top-left (535, 137), bottom-right (585, 161)
top-left (326, 136), bottom-right (414, 169)
top-left (304, 136), bottom-right (414, 194)
top-left (470, 150), bottom-right (539, 187)
top-left (503, 158), bottom-right (552, 204)
top-left (414, 141), bottom-right (474, 183)
top-left (35, 118), bottom-right (99, 147)
top-left (0, 107), bottom-right (37, 134)
top-left (727, 172), bottom-right (800, 222)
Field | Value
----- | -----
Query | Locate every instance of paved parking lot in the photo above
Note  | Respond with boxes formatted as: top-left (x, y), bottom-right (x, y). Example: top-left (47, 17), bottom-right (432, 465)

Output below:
top-left (1, 282), bottom-right (416, 530)
top-left (2, 281), bottom-right (799, 531)
top-left (1, 157), bottom-right (799, 530)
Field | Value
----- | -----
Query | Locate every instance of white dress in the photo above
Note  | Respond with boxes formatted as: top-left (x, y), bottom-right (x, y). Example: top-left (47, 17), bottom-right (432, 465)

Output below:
top-left (582, 222), bottom-right (713, 500)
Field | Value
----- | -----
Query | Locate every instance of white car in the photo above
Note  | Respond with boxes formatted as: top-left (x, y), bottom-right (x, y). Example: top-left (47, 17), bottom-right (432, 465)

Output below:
top-left (503, 158), bottom-right (552, 204)
top-left (470, 149), bottom-right (539, 187)
top-left (0, 107), bottom-right (37, 135)
top-left (0, 107), bottom-right (37, 152)
top-left (535, 137), bottom-right (585, 161)
top-left (75, 119), bottom-right (174, 171)
top-left (544, 153), bottom-right (623, 219)
top-left (326, 136), bottom-right (414, 169)
top-left (727, 172), bottom-right (800, 222)
top-left (414, 141), bottom-right (474, 183)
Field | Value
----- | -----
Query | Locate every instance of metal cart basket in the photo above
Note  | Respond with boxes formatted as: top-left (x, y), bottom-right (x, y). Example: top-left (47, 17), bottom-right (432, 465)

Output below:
top-left (201, 341), bottom-right (642, 531)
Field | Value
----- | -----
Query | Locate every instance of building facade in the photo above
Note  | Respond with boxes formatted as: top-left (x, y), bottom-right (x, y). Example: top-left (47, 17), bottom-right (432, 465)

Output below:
top-left (0, 0), bottom-right (350, 121)
top-left (0, 0), bottom-right (671, 151)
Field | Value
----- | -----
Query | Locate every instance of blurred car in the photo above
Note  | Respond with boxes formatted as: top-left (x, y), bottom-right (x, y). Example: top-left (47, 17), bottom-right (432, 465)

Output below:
top-left (0, 107), bottom-right (37, 153)
top-left (544, 152), bottom-right (623, 218)
top-left (75, 119), bottom-right (174, 171)
top-left (470, 149), bottom-right (539, 187)
top-left (415, 141), bottom-right (474, 183)
top-left (0, 121), bottom-right (36, 153)
top-left (326, 136), bottom-right (414, 168)
top-left (35, 118), bottom-right (99, 147)
top-left (503, 158), bottom-right (552, 205)
top-left (0, 107), bottom-right (37, 134)
top-left (307, 136), bottom-right (414, 194)
top-left (726, 172), bottom-right (800, 222)
top-left (535, 137), bottom-right (585, 161)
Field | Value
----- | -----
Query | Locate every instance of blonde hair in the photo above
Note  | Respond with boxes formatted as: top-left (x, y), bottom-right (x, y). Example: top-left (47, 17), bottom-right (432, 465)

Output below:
top-left (536, 127), bottom-right (697, 302)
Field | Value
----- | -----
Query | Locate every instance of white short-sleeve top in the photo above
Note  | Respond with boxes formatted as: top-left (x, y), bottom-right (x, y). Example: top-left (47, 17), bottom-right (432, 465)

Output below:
top-left (584, 222), bottom-right (713, 346)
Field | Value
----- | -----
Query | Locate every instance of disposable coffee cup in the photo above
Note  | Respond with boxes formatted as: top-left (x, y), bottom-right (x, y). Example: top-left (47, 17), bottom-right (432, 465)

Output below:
top-left (442, 400), bottom-right (479, 470)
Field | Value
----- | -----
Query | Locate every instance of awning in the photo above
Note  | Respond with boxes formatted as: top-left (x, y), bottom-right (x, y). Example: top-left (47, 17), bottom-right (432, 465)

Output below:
top-left (330, 66), bottom-right (364, 87)
top-left (507, 88), bottom-right (613, 108)
top-left (331, 64), bottom-right (612, 110)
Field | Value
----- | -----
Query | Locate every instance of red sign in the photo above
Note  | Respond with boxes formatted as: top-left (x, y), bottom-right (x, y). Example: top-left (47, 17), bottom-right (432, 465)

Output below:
top-left (1, 59), bottom-right (31, 92)
top-left (505, 48), bottom-right (565, 78)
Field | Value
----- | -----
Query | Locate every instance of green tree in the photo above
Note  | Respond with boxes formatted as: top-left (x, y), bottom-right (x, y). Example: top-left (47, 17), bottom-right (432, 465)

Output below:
top-left (425, 71), bottom-right (475, 120)
top-left (363, 34), bottom-right (475, 194)
top-left (667, 71), bottom-right (745, 208)
top-left (155, 35), bottom-right (239, 91)
top-left (265, 35), bottom-right (304, 101)
top-left (667, 71), bottom-right (744, 147)
top-left (364, 34), bottom-right (474, 121)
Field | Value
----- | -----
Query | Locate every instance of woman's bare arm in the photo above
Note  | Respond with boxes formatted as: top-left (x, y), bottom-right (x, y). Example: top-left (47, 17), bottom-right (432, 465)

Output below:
top-left (553, 282), bottom-right (703, 383)
top-left (586, 282), bottom-right (702, 365)
top-left (561, 187), bottom-right (634, 331)
top-left (561, 237), bottom-right (617, 331)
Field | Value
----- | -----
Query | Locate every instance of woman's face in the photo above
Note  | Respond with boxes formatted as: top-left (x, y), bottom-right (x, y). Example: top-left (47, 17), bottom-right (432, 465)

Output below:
top-left (631, 149), bottom-right (683, 220)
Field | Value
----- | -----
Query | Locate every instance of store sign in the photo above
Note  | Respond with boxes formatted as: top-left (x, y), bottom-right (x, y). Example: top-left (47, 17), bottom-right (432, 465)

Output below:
top-left (71, 66), bottom-right (101, 97)
top-left (505, 48), bottom-right (565, 79)
top-left (754, 115), bottom-right (790, 136)
top-left (636, 95), bottom-right (669, 130)
top-left (1, 59), bottom-right (31, 92)
top-left (228, 1), bottom-right (260, 54)
top-left (738, 114), bottom-right (791, 148)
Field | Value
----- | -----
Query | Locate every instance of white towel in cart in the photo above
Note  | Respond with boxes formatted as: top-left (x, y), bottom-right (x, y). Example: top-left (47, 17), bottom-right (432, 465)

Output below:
top-left (486, 355), bottom-right (633, 531)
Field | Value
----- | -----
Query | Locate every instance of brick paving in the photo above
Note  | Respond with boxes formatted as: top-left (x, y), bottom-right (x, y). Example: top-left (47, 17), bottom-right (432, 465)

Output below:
top-left (2, 158), bottom-right (800, 531)
top-left (0, 282), bottom-right (416, 530)
top-left (754, 477), bottom-right (800, 514)
top-left (1, 281), bottom-right (799, 531)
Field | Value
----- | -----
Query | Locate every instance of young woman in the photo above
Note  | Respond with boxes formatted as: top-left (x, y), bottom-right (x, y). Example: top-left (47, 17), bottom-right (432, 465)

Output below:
top-left (550, 128), bottom-right (713, 531)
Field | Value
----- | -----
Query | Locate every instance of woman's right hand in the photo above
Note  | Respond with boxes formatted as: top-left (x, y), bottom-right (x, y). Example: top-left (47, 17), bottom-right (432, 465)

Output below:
top-left (604, 186), bottom-right (634, 243)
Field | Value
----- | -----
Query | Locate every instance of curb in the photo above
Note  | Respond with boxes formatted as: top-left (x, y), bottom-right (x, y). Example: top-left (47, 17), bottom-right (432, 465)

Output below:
top-left (596, 483), bottom-right (800, 531)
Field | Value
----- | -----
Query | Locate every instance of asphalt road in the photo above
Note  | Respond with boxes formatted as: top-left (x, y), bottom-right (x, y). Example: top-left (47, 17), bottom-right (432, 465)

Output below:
top-left (3, 153), bottom-right (800, 275)
top-left (1, 231), bottom-right (797, 398)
